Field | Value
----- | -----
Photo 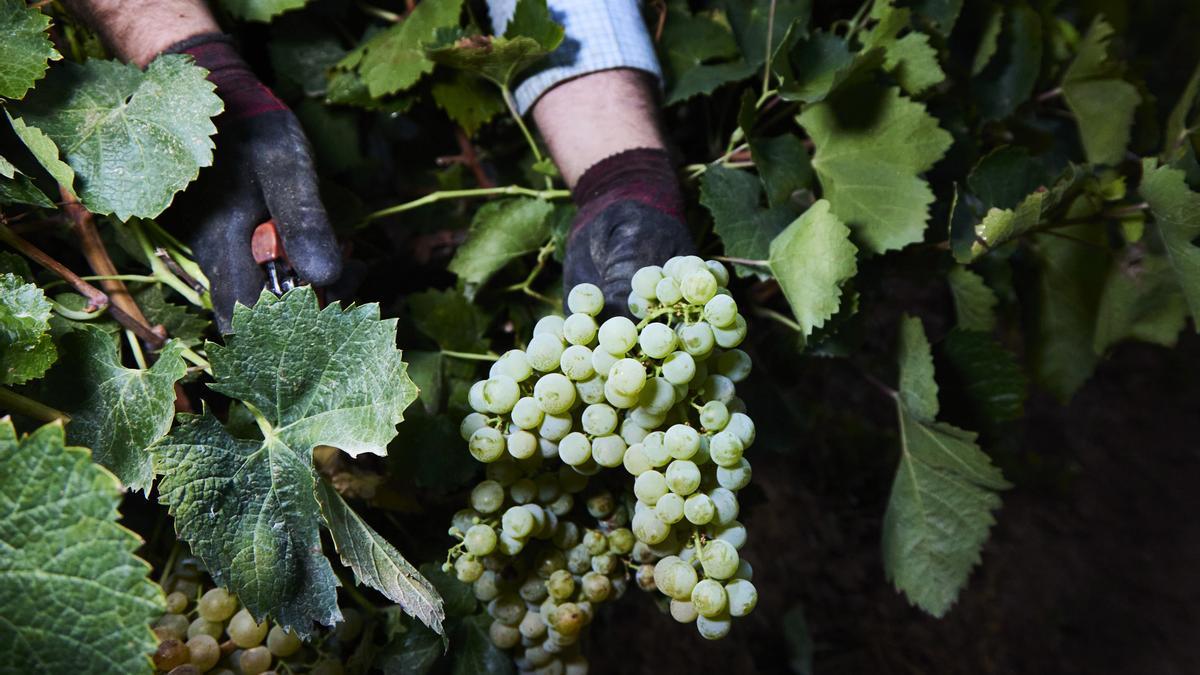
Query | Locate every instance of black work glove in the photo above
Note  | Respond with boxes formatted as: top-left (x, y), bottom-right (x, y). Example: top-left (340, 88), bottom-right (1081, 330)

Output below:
top-left (563, 148), bottom-right (696, 317)
top-left (166, 34), bottom-right (341, 332)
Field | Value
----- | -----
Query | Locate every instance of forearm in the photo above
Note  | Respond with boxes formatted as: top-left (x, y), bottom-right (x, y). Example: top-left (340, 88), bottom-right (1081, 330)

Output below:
top-left (63, 0), bottom-right (219, 66)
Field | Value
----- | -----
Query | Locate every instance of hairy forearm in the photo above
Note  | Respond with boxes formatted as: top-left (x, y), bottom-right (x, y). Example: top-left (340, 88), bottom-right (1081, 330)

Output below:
top-left (63, 0), bottom-right (219, 66)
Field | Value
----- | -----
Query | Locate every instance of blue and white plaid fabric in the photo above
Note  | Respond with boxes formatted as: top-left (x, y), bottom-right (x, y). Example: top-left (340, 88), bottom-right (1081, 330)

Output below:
top-left (486, 0), bottom-right (664, 114)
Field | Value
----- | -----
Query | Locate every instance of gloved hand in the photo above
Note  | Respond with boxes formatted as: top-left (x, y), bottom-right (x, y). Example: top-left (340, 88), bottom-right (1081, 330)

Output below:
top-left (165, 33), bottom-right (341, 332)
top-left (563, 148), bottom-right (696, 317)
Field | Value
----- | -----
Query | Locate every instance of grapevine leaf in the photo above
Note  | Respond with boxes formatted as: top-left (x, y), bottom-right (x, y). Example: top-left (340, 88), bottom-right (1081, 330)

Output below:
top-left (430, 71), bottom-right (506, 136)
top-left (0, 272), bottom-right (56, 385)
top-left (390, 415), bottom-right (478, 492)
top-left (379, 620), bottom-right (443, 674)
top-left (134, 285), bottom-right (210, 346)
top-left (723, 0), bottom-right (810, 63)
top-left (268, 22), bottom-right (347, 98)
top-left (40, 327), bottom-right (186, 494)
top-left (700, 166), bottom-right (793, 279)
top-left (219, 0), bottom-right (307, 22)
top-left (0, 152), bottom-right (53, 207)
top-left (767, 200), bottom-right (859, 336)
top-left (946, 266), bottom-right (997, 331)
top-left (1164, 60), bottom-right (1200, 161)
top-left (420, 562), bottom-right (477, 618)
top-left (426, 0), bottom-right (563, 89)
top-left (911, 0), bottom-right (964, 36)
top-left (6, 112), bottom-right (76, 199)
top-left (942, 329), bottom-right (1027, 424)
top-left (452, 613), bottom-right (515, 675)
top-left (967, 145), bottom-right (1048, 210)
top-left (968, 165), bottom-right (1086, 260)
top-left (970, 5), bottom-right (1003, 76)
top-left (316, 480), bottom-right (445, 634)
top-left (14, 56), bottom-right (222, 219)
top-left (408, 288), bottom-right (491, 352)
top-left (798, 84), bottom-right (953, 253)
top-left (973, 4), bottom-right (1041, 120)
top-left (1094, 253), bottom-right (1187, 353)
top-left (339, 0), bottom-right (464, 97)
top-left (1061, 18), bottom-right (1141, 166)
top-left (883, 316), bottom-right (1009, 617)
top-left (504, 0), bottom-right (564, 49)
top-left (0, 420), bottom-right (163, 675)
top-left (1140, 161), bottom-right (1200, 323)
top-left (448, 198), bottom-right (554, 287)
top-left (882, 32), bottom-right (945, 96)
top-left (748, 134), bottom-right (813, 208)
top-left (405, 351), bottom-right (445, 414)
top-left (658, 5), bottom-right (744, 105)
top-left (0, 252), bottom-right (32, 280)
top-left (153, 287), bottom-right (418, 635)
top-left (774, 30), bottom-right (860, 104)
top-left (0, 0), bottom-right (60, 100)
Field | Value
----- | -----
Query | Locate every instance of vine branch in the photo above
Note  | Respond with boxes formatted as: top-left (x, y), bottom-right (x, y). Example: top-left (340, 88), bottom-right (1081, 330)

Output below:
top-left (363, 185), bottom-right (571, 223)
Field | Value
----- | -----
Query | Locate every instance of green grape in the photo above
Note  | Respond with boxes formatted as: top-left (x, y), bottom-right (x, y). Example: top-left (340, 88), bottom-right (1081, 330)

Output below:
top-left (661, 255), bottom-right (683, 279)
top-left (525, 645), bottom-right (554, 668)
top-left (715, 521), bottom-right (748, 549)
top-left (629, 406), bottom-right (666, 430)
top-left (607, 528), bottom-right (635, 555)
top-left (680, 269), bottom-right (718, 304)
top-left (546, 569), bottom-right (575, 601)
top-left (567, 282), bottom-right (605, 316)
top-left (455, 555), bottom-right (484, 583)
top-left (677, 322), bottom-right (715, 357)
top-left (520, 610), bottom-right (548, 640)
top-left (498, 531), bottom-right (526, 555)
top-left (628, 292), bottom-right (651, 319)
top-left (468, 380), bottom-right (488, 413)
top-left (574, 374), bottom-right (606, 404)
top-left (603, 378), bottom-right (640, 409)
top-left (607, 358), bottom-right (647, 397)
top-left (469, 427), bottom-right (506, 462)
top-left (668, 255), bottom-right (707, 282)
top-left (716, 458), bottom-right (752, 491)
top-left (187, 634), bottom-right (220, 671)
top-left (559, 344), bottom-right (595, 380)
top-left (522, 504), bottom-right (548, 533)
top-left (637, 376), bottom-right (676, 414)
top-left (638, 322), bottom-right (677, 359)
top-left (470, 480), bottom-right (505, 513)
top-left (511, 396), bottom-right (544, 429)
top-left (655, 493), bottom-right (685, 524)
top-left (197, 587), bottom-right (238, 623)
top-left (582, 529), bottom-right (608, 555)
top-left (726, 412), bottom-right (756, 447)
top-left (702, 294), bottom-right (738, 328)
top-left (633, 470), bottom-right (668, 505)
top-left (712, 314), bottom-right (747, 349)
top-left (535, 549), bottom-right (568, 579)
top-left (706, 260), bottom-right (730, 287)
top-left (665, 460), bottom-right (702, 495)
top-left (506, 430), bottom-right (539, 459)
top-left (684, 493), bottom-right (715, 525)
top-left (528, 333), bottom-right (567, 372)
top-left (534, 315), bottom-right (565, 338)
top-left (652, 556), bottom-right (698, 601)
top-left (661, 350), bottom-right (696, 385)
top-left (591, 552), bottom-right (618, 575)
top-left (187, 617), bottom-right (223, 640)
top-left (509, 478), bottom-right (536, 504)
top-left (716, 349), bottom-right (752, 382)
top-left (465, 524), bottom-right (498, 556)
top-left (165, 591), bottom-right (189, 614)
top-left (154, 613), bottom-right (189, 641)
top-left (597, 316), bottom-right (638, 354)
top-left (632, 509), bottom-right (670, 544)
top-left (535, 473), bottom-right (561, 502)
top-left (590, 349), bottom-right (620, 378)
top-left (691, 579), bottom-right (728, 617)
top-left (490, 619), bottom-right (521, 649)
top-left (704, 374), bottom-right (736, 404)
top-left (539, 412), bottom-right (573, 442)
top-left (725, 579), bottom-right (757, 617)
top-left (474, 570), bottom-right (501, 602)
top-left (585, 491), bottom-right (614, 518)
top-left (558, 432), bottom-right (592, 466)
top-left (709, 430), bottom-right (745, 467)
top-left (699, 400), bottom-right (730, 431)
top-left (700, 539), bottom-right (740, 580)
top-left (489, 593), bottom-right (527, 626)
top-left (631, 265), bottom-right (664, 298)
top-left (227, 608), bottom-right (268, 648)
top-left (558, 464), bottom-right (590, 493)
top-left (696, 612), bottom-right (732, 640)
top-left (486, 460), bottom-right (522, 487)
top-left (641, 432), bottom-right (671, 467)
top-left (581, 571), bottom-right (611, 602)
top-left (566, 545), bottom-right (592, 575)
top-left (664, 425), bottom-right (700, 460)
top-left (265, 625), bottom-right (301, 657)
top-left (591, 434), bottom-right (627, 467)
top-left (451, 508), bottom-right (480, 533)
top-left (709, 487), bottom-right (740, 525)
top-left (460, 412), bottom-right (490, 440)
top-left (620, 418), bottom-right (651, 445)
top-left (553, 521), bottom-right (581, 549)
top-left (551, 603), bottom-right (587, 637)
top-left (152, 638), bottom-right (189, 672)
top-left (636, 563), bottom-right (658, 592)
top-left (502, 506), bottom-right (536, 539)
top-left (670, 599), bottom-right (699, 624)
top-left (560, 313), bottom-right (595, 347)
top-left (239, 645), bottom-right (274, 675)
top-left (535, 373), bottom-right (577, 414)
top-left (581, 403), bottom-right (618, 436)
top-left (311, 660), bottom-right (346, 675)
top-left (492, 349), bottom-right (533, 382)
top-left (655, 275), bottom-right (683, 304)
top-left (622, 443), bottom-right (651, 475)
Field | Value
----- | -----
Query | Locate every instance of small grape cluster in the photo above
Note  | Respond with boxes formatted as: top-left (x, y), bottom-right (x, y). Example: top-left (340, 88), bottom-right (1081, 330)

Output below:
top-left (152, 560), bottom-right (357, 675)
top-left (449, 256), bottom-right (759, 671)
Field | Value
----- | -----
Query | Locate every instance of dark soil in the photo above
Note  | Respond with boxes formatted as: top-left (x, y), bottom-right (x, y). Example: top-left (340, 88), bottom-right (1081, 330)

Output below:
top-left (591, 333), bottom-right (1200, 674)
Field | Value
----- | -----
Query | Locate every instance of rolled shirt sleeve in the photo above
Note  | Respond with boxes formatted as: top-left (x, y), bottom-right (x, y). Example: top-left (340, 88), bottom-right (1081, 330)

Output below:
top-left (486, 0), bottom-right (664, 114)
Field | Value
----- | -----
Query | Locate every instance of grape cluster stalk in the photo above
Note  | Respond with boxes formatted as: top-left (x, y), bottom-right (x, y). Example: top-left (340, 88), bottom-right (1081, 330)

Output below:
top-left (448, 257), bottom-right (759, 673)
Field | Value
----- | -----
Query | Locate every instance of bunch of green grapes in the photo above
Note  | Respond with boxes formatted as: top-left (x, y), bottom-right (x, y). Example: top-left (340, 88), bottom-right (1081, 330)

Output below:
top-left (152, 560), bottom-right (358, 675)
top-left (449, 256), bottom-right (759, 670)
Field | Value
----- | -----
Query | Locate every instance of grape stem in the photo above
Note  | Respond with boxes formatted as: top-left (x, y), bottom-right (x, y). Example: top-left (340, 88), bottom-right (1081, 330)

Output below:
top-left (714, 256), bottom-right (769, 268)
top-left (753, 306), bottom-right (803, 333)
top-left (503, 239), bottom-right (559, 307)
top-left (362, 185), bottom-right (571, 223)
top-left (0, 387), bottom-right (69, 423)
top-left (635, 306), bottom-right (677, 330)
top-left (442, 350), bottom-right (502, 362)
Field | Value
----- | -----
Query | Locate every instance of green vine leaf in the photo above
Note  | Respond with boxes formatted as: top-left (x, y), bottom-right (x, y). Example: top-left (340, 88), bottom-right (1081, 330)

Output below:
top-left (40, 327), bottom-right (186, 494)
top-left (13, 55), bottom-right (222, 220)
top-left (431, 71), bottom-right (506, 136)
top-left (882, 316), bottom-right (1009, 617)
top-left (0, 420), bottom-right (164, 675)
top-left (942, 329), bottom-right (1027, 425)
top-left (882, 32), bottom-right (945, 95)
top-left (1141, 160), bottom-right (1200, 324)
top-left (700, 165), bottom-right (793, 279)
top-left (657, 4), bottom-right (746, 105)
top-left (966, 165), bottom-right (1086, 261)
top-left (1094, 253), bottom-right (1188, 353)
top-left (0, 151), bottom-right (53, 207)
top-left (452, 613), bottom-right (515, 675)
top-left (6, 111), bottom-right (76, 200)
top-left (1061, 18), bottom-right (1141, 166)
top-left (408, 288), bottom-right (491, 353)
top-left (973, 4), bottom-right (1042, 120)
top-left (0, 272), bottom-right (56, 385)
top-left (0, 0), bottom-right (60, 100)
top-left (448, 198), bottom-right (554, 287)
top-left (219, 0), bottom-right (308, 22)
top-left (767, 200), bottom-right (858, 336)
top-left (339, 0), bottom-right (464, 98)
top-left (798, 84), bottom-right (952, 253)
top-left (946, 266), bottom-right (997, 332)
top-left (153, 287), bottom-right (418, 636)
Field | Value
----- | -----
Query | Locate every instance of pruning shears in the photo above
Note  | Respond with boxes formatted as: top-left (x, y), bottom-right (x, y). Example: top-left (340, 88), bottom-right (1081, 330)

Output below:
top-left (252, 220), bottom-right (299, 296)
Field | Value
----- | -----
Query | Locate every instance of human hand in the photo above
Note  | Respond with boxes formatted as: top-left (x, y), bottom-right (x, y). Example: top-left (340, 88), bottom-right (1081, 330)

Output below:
top-left (167, 34), bottom-right (341, 332)
top-left (563, 149), bottom-right (695, 317)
